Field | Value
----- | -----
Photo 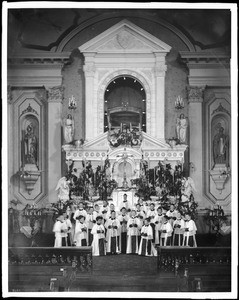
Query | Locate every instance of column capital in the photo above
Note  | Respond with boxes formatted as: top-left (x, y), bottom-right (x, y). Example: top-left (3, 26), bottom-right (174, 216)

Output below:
top-left (46, 85), bottom-right (64, 103)
top-left (154, 63), bottom-right (167, 77)
top-left (83, 63), bottom-right (96, 77)
top-left (187, 86), bottom-right (206, 103)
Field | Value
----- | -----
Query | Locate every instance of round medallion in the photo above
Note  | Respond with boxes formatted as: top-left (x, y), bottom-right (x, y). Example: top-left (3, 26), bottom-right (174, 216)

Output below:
top-left (90, 152), bottom-right (94, 157)
top-left (85, 152), bottom-right (89, 157)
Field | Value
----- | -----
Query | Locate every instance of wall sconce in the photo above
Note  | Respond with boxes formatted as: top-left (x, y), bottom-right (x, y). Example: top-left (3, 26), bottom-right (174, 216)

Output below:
top-left (68, 95), bottom-right (77, 110)
top-left (175, 95), bottom-right (184, 110)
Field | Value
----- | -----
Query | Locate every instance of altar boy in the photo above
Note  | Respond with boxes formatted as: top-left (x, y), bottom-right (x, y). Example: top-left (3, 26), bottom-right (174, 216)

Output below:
top-left (117, 207), bottom-right (129, 254)
top-left (74, 215), bottom-right (88, 246)
top-left (153, 207), bottom-right (164, 245)
top-left (172, 212), bottom-right (185, 246)
top-left (126, 210), bottom-right (141, 254)
top-left (183, 213), bottom-right (197, 247)
top-left (160, 215), bottom-right (173, 246)
top-left (91, 216), bottom-right (106, 256)
top-left (53, 215), bottom-right (65, 247)
top-left (138, 218), bottom-right (156, 256)
top-left (105, 210), bottom-right (121, 254)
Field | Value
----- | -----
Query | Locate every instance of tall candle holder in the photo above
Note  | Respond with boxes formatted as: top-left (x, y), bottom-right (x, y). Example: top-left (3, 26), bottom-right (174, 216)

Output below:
top-left (175, 95), bottom-right (184, 110)
top-left (205, 204), bottom-right (227, 233)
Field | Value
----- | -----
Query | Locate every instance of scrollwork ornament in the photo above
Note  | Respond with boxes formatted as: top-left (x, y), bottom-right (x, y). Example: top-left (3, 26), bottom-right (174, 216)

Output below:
top-left (187, 86), bottom-right (205, 103)
top-left (47, 86), bottom-right (64, 103)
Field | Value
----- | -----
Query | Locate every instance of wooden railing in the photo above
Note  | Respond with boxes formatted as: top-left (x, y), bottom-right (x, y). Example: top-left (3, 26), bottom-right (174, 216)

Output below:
top-left (9, 247), bottom-right (92, 292)
top-left (157, 246), bottom-right (231, 292)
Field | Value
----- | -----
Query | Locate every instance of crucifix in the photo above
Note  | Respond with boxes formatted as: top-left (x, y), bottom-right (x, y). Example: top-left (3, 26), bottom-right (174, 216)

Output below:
top-left (117, 148), bottom-right (133, 190)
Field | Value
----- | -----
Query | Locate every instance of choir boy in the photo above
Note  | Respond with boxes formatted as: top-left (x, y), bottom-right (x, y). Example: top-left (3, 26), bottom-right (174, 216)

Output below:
top-left (153, 207), bottom-right (164, 245)
top-left (100, 200), bottom-right (109, 223)
top-left (172, 212), bottom-right (185, 246)
top-left (105, 210), bottom-right (121, 254)
top-left (85, 206), bottom-right (94, 246)
top-left (137, 197), bottom-right (147, 212)
top-left (74, 215), bottom-right (88, 246)
top-left (138, 217), bottom-right (157, 256)
top-left (63, 211), bottom-right (73, 246)
top-left (135, 203), bottom-right (145, 245)
top-left (166, 204), bottom-right (178, 228)
top-left (183, 213), bottom-right (197, 247)
top-left (146, 202), bottom-right (157, 243)
top-left (73, 202), bottom-right (87, 221)
top-left (93, 204), bottom-right (101, 222)
top-left (120, 193), bottom-right (131, 211)
top-left (53, 215), bottom-right (65, 247)
top-left (106, 203), bottom-right (118, 220)
top-left (160, 215), bottom-right (173, 246)
top-left (91, 216), bottom-right (106, 256)
top-left (117, 207), bottom-right (129, 254)
top-left (126, 210), bottom-right (141, 254)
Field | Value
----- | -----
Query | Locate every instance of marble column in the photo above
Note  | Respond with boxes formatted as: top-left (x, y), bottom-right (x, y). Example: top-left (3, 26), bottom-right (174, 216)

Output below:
top-left (83, 54), bottom-right (96, 141)
top-left (187, 86), bottom-right (205, 207)
top-left (47, 86), bottom-right (64, 203)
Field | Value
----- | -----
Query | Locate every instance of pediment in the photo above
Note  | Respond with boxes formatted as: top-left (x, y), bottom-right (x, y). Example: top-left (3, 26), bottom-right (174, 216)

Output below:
top-left (79, 19), bottom-right (171, 54)
top-left (141, 132), bottom-right (171, 150)
top-left (83, 132), bottom-right (109, 150)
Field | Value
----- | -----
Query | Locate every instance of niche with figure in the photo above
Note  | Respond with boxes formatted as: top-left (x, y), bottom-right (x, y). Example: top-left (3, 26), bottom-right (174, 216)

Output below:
top-left (21, 115), bottom-right (39, 169)
top-left (211, 115), bottom-right (230, 170)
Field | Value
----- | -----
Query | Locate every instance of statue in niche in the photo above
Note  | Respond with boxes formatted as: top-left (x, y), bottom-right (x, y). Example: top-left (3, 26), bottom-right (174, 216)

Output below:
top-left (24, 123), bottom-right (37, 165)
top-left (63, 114), bottom-right (74, 144)
top-left (176, 114), bottom-right (188, 144)
top-left (212, 123), bottom-right (229, 167)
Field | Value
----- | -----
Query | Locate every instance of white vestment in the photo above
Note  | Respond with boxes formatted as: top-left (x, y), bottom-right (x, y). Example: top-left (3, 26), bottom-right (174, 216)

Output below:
top-left (91, 224), bottom-right (106, 256)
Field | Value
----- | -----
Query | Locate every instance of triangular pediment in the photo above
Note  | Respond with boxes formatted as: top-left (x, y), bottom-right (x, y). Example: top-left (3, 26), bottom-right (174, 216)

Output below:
top-left (83, 132), bottom-right (109, 150)
top-left (141, 132), bottom-right (171, 150)
top-left (79, 19), bottom-right (171, 54)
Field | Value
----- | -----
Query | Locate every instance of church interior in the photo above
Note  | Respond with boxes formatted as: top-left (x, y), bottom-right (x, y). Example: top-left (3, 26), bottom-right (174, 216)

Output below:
top-left (4, 5), bottom-right (236, 295)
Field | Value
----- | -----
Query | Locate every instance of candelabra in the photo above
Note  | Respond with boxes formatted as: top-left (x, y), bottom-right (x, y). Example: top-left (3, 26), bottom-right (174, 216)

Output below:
top-left (205, 204), bottom-right (227, 233)
top-left (68, 95), bottom-right (77, 110)
top-left (23, 204), bottom-right (45, 246)
top-left (175, 95), bottom-right (184, 110)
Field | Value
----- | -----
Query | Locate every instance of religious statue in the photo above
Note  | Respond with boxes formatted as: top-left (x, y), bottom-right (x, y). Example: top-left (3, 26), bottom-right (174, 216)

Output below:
top-left (63, 114), bottom-right (74, 144)
top-left (24, 123), bottom-right (37, 165)
top-left (176, 114), bottom-right (188, 144)
top-left (212, 123), bottom-right (229, 167)
top-left (55, 176), bottom-right (70, 201)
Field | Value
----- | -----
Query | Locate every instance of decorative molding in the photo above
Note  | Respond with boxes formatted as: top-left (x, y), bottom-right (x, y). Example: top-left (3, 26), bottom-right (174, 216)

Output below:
top-left (154, 64), bottom-right (167, 77)
top-left (57, 14), bottom-right (194, 52)
top-left (8, 52), bottom-right (71, 66)
top-left (179, 51), bottom-right (230, 65)
top-left (212, 103), bottom-right (230, 116)
top-left (47, 86), bottom-right (64, 103)
top-left (187, 86), bottom-right (205, 103)
top-left (20, 103), bottom-right (39, 117)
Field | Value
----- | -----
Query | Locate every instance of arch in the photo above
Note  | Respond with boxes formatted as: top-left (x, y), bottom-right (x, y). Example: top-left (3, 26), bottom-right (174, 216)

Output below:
top-left (97, 69), bottom-right (152, 136)
top-left (56, 13), bottom-right (195, 52)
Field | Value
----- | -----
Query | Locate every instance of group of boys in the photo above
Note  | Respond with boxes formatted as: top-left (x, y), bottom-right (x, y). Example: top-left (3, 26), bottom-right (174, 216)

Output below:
top-left (53, 194), bottom-right (197, 256)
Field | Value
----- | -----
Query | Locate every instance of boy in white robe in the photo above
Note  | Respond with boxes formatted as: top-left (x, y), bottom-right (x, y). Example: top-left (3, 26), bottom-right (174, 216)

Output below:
top-left (146, 203), bottom-right (157, 243)
top-left (100, 200), bottom-right (109, 224)
top-left (86, 206), bottom-right (94, 246)
top-left (91, 216), bottom-right (106, 256)
top-left (73, 202), bottom-right (87, 221)
top-left (183, 213), bottom-right (197, 247)
top-left (63, 212), bottom-right (73, 246)
top-left (117, 207), bottom-right (129, 254)
top-left (138, 218), bottom-right (156, 256)
top-left (53, 215), bottom-right (65, 247)
top-left (166, 204), bottom-right (178, 228)
top-left (93, 204), bottom-right (101, 222)
top-left (105, 210), bottom-right (121, 254)
top-left (153, 207), bottom-right (164, 245)
top-left (160, 215), bottom-right (173, 246)
top-left (74, 215), bottom-right (88, 246)
top-left (126, 210), bottom-right (141, 254)
top-left (172, 212), bottom-right (185, 246)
